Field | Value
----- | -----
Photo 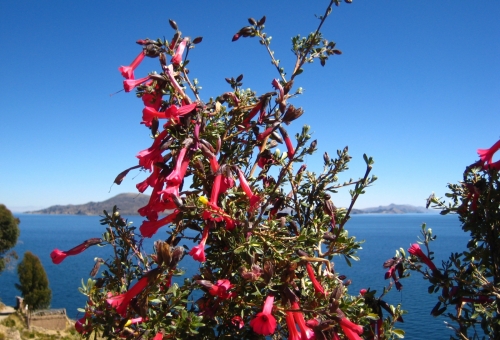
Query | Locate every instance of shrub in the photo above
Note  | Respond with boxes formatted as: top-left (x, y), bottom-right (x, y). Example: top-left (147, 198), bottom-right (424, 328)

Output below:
top-left (16, 251), bottom-right (52, 310)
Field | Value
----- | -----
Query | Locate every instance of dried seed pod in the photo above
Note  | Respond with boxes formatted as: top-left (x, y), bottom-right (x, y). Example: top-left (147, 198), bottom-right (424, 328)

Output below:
top-left (192, 36), bottom-right (203, 44)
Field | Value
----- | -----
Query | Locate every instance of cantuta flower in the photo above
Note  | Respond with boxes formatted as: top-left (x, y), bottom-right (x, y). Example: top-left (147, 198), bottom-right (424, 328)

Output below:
top-left (291, 301), bottom-right (316, 340)
top-left (208, 279), bottom-right (234, 300)
top-left (236, 168), bottom-right (261, 211)
top-left (153, 332), bottom-right (163, 340)
top-left (305, 262), bottom-right (326, 295)
top-left (408, 243), bottom-right (438, 272)
top-left (123, 75), bottom-right (151, 92)
top-left (338, 317), bottom-right (363, 340)
top-left (249, 295), bottom-right (277, 336)
top-left (189, 225), bottom-right (209, 262)
top-left (285, 311), bottom-right (301, 340)
top-left (107, 276), bottom-right (149, 316)
top-left (477, 139), bottom-right (500, 167)
top-left (119, 50), bottom-right (145, 79)
top-left (171, 38), bottom-right (189, 65)
top-left (165, 64), bottom-right (190, 103)
top-left (139, 209), bottom-right (180, 238)
top-left (50, 238), bottom-right (101, 264)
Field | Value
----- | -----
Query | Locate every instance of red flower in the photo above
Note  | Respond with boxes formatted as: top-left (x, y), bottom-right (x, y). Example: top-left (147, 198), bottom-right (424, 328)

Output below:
top-left (408, 243), bottom-right (438, 272)
top-left (305, 262), bottom-right (326, 295)
top-left (153, 332), bottom-right (163, 340)
top-left (106, 275), bottom-right (149, 316)
top-left (285, 311), bottom-right (301, 340)
top-left (271, 79), bottom-right (284, 102)
top-left (142, 91), bottom-right (163, 110)
top-left (209, 279), bottom-right (234, 300)
top-left (123, 75), bottom-right (151, 92)
top-left (189, 225), bottom-right (209, 262)
top-left (50, 238), bottom-right (101, 264)
top-left (231, 316), bottom-right (244, 329)
top-left (140, 209), bottom-right (180, 238)
top-left (338, 317), bottom-right (363, 340)
top-left (165, 64), bottom-right (189, 103)
top-left (172, 38), bottom-right (189, 65)
top-left (75, 313), bottom-right (91, 334)
top-left (477, 139), bottom-right (500, 167)
top-left (291, 301), bottom-right (316, 340)
top-left (250, 295), bottom-right (277, 336)
top-left (236, 168), bottom-right (261, 211)
top-left (119, 50), bottom-right (145, 79)
top-left (142, 103), bottom-right (197, 126)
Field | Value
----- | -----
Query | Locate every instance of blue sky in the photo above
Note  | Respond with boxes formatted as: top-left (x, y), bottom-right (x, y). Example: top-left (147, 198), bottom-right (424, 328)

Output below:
top-left (1, 1), bottom-right (499, 212)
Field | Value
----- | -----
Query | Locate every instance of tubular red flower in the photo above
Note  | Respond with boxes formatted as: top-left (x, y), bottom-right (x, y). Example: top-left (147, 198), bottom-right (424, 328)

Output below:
top-left (140, 209), bottom-right (180, 238)
top-left (291, 302), bottom-right (316, 340)
top-left (210, 174), bottom-right (222, 204)
top-left (285, 311), bottom-right (301, 340)
top-left (106, 276), bottom-right (149, 317)
top-left (236, 168), bottom-right (261, 211)
top-left (477, 139), bottom-right (500, 166)
top-left (240, 101), bottom-right (262, 129)
top-left (408, 243), bottom-right (438, 271)
top-left (123, 75), bottom-right (151, 92)
top-left (250, 295), bottom-right (277, 336)
top-left (189, 226), bottom-right (209, 262)
top-left (119, 51), bottom-right (146, 79)
top-left (50, 238), bottom-right (101, 264)
top-left (172, 38), bottom-right (189, 65)
top-left (153, 332), bottom-right (163, 340)
top-left (166, 146), bottom-right (189, 185)
top-left (339, 317), bottom-right (363, 340)
top-left (305, 262), bottom-right (326, 295)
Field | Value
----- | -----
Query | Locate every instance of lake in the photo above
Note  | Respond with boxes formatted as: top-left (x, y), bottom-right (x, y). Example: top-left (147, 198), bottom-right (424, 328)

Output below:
top-left (0, 213), bottom-right (468, 339)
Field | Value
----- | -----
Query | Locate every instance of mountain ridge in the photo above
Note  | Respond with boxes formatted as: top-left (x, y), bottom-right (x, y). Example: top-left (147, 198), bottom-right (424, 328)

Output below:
top-left (26, 195), bottom-right (432, 215)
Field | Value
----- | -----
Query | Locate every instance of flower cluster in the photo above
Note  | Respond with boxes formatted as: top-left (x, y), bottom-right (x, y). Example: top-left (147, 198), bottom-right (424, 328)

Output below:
top-left (49, 2), bottom-right (407, 339)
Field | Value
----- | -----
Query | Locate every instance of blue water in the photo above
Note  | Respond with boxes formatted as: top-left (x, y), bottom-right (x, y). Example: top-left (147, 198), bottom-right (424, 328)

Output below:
top-left (0, 213), bottom-right (468, 339)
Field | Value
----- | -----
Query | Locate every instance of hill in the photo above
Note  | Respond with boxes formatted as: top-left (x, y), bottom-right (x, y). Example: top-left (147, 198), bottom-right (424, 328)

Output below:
top-left (26, 193), bottom-right (150, 215)
top-left (352, 203), bottom-right (431, 214)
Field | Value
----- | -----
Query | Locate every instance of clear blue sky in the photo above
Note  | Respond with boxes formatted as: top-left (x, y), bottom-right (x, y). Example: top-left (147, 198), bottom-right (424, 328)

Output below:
top-left (1, 1), bottom-right (499, 212)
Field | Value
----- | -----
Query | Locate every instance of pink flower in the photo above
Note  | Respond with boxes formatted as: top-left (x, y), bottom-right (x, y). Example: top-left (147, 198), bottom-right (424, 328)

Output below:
top-left (119, 50), bottom-right (145, 79)
top-left (477, 139), bottom-right (500, 166)
top-left (305, 262), bottom-right (326, 295)
top-left (189, 225), bottom-right (209, 262)
top-left (106, 276), bottom-right (149, 317)
top-left (153, 332), bottom-right (163, 340)
top-left (249, 295), bottom-right (277, 336)
top-left (139, 209), bottom-right (180, 238)
top-left (123, 75), bottom-right (151, 92)
top-left (50, 238), bottom-right (101, 264)
top-left (172, 38), bottom-right (189, 65)
top-left (408, 243), bottom-right (438, 272)
top-left (142, 103), bottom-right (197, 126)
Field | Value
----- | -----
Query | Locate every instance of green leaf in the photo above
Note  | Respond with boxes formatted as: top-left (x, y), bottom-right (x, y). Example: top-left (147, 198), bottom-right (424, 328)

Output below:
top-left (392, 328), bottom-right (405, 338)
